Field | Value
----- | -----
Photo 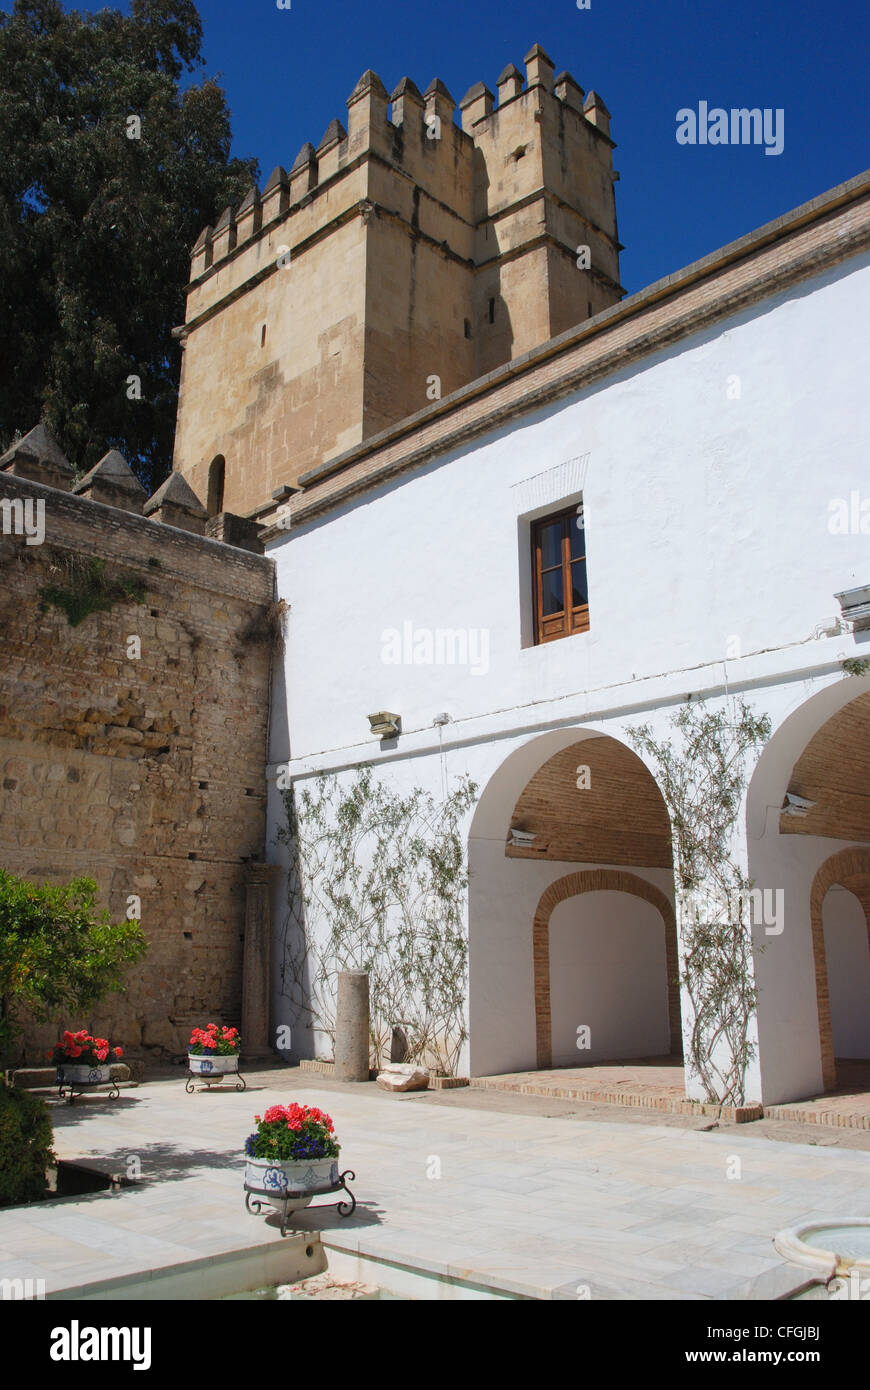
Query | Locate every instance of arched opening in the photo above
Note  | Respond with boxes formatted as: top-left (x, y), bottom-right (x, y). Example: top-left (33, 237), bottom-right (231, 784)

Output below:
top-left (745, 677), bottom-right (870, 1104)
top-left (810, 847), bottom-right (870, 1091)
top-left (533, 870), bottom-right (680, 1069)
top-left (207, 454), bottom-right (225, 517)
top-left (467, 728), bottom-right (680, 1079)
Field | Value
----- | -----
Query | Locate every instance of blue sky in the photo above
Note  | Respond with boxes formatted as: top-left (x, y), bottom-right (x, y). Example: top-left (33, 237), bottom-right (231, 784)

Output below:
top-left (7, 0), bottom-right (870, 292)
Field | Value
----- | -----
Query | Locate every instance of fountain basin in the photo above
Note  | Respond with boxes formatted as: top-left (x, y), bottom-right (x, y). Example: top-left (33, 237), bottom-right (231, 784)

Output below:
top-left (775, 1218), bottom-right (870, 1279)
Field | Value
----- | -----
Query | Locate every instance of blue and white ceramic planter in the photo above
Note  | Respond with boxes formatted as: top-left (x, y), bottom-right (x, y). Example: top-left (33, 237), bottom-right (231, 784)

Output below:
top-left (188, 1052), bottom-right (240, 1076)
top-left (56, 1064), bottom-right (111, 1085)
top-left (244, 1155), bottom-right (339, 1211)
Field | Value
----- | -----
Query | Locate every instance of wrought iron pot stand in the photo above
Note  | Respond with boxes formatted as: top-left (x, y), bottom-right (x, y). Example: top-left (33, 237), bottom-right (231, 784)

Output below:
top-left (185, 1066), bottom-right (246, 1093)
top-left (57, 1076), bottom-right (121, 1105)
top-left (245, 1170), bottom-right (357, 1237)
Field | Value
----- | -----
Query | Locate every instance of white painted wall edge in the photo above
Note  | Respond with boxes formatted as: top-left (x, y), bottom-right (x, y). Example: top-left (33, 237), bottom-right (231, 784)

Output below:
top-left (267, 634), bottom-right (852, 779)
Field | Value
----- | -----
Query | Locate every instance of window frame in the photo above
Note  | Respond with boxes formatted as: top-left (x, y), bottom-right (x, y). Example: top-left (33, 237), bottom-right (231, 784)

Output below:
top-left (531, 504), bottom-right (590, 645)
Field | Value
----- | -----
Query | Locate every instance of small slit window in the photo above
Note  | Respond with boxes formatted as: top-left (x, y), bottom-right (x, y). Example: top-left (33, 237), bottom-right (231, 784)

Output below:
top-left (207, 454), bottom-right (225, 517)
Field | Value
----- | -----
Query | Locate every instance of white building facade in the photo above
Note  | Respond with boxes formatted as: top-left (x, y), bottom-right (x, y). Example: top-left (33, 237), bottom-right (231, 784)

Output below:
top-left (264, 171), bottom-right (870, 1108)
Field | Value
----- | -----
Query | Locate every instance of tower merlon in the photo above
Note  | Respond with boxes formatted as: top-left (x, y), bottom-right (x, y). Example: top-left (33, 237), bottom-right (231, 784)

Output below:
top-left (460, 82), bottom-right (495, 133)
top-left (524, 43), bottom-right (556, 93)
top-left (261, 166), bottom-right (290, 227)
top-left (497, 64), bottom-right (524, 105)
top-left (346, 69), bottom-right (391, 159)
top-left (235, 185), bottom-right (262, 247)
top-left (391, 77), bottom-right (425, 130)
top-left (190, 224), bottom-right (213, 278)
top-left (316, 118), bottom-right (348, 182)
top-left (289, 145), bottom-right (317, 203)
top-left (555, 71), bottom-right (585, 112)
top-left (211, 204), bottom-right (237, 262)
top-left (424, 78), bottom-right (456, 128)
top-left (583, 90), bottom-right (612, 138)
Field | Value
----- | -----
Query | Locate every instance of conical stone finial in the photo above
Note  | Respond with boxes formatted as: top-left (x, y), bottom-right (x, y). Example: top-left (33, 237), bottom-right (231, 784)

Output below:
top-left (73, 449), bottom-right (148, 514)
top-left (144, 472), bottom-right (208, 535)
top-left (0, 423), bottom-right (73, 491)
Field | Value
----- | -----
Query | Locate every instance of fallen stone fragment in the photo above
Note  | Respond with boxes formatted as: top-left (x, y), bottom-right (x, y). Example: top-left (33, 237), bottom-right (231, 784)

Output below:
top-left (376, 1063), bottom-right (429, 1092)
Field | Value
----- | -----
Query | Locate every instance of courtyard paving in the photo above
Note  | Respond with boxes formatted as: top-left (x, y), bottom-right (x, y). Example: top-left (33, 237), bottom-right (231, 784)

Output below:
top-left (2, 1066), bottom-right (870, 1300)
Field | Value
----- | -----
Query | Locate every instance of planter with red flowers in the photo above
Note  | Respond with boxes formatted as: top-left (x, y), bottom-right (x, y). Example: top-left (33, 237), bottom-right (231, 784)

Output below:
top-left (50, 1032), bottom-right (124, 1103)
top-left (243, 1103), bottom-right (356, 1235)
top-left (186, 1023), bottom-right (245, 1092)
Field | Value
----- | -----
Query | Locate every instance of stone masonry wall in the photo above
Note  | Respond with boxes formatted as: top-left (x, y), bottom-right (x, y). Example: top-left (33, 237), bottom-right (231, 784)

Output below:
top-left (0, 472), bottom-right (275, 1063)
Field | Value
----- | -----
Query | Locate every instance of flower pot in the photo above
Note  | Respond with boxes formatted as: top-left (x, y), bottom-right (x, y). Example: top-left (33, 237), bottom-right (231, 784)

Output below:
top-left (244, 1154), bottom-right (339, 1211)
top-left (188, 1052), bottom-right (240, 1076)
top-left (57, 1064), bottom-right (112, 1085)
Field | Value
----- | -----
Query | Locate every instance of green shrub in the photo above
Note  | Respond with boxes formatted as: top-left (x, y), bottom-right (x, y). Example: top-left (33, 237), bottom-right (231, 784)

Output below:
top-left (0, 1081), bottom-right (54, 1207)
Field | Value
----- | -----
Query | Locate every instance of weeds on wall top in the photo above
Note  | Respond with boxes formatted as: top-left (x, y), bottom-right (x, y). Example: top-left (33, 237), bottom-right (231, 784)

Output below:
top-left (38, 554), bottom-right (146, 627)
top-left (277, 765), bottom-right (477, 1077)
top-left (628, 699), bottom-right (771, 1108)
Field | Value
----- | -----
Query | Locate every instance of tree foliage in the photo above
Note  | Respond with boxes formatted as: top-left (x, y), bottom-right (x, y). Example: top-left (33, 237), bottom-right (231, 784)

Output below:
top-left (0, 0), bottom-right (258, 490)
top-left (0, 869), bottom-right (147, 1064)
top-left (0, 1081), bottom-right (55, 1207)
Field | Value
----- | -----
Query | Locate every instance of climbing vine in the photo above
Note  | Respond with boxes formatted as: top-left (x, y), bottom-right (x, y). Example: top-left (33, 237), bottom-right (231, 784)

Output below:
top-left (277, 766), bottom-right (477, 1076)
top-left (627, 699), bottom-right (771, 1108)
top-left (842, 657), bottom-right (870, 677)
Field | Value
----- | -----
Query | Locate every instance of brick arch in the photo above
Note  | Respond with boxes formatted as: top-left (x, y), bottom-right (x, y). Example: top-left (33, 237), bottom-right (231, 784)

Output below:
top-left (809, 847), bottom-right (870, 1091)
top-left (533, 869), bottom-right (681, 1069)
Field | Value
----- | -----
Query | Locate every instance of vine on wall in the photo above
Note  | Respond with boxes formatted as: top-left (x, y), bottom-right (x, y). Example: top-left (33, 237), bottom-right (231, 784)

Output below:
top-left (628, 699), bottom-right (771, 1108)
top-left (277, 766), bottom-right (477, 1076)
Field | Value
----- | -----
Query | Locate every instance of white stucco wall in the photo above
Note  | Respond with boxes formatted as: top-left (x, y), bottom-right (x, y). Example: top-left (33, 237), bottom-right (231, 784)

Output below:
top-left (266, 248), bottom-right (870, 1104)
top-left (270, 253), bottom-right (870, 770)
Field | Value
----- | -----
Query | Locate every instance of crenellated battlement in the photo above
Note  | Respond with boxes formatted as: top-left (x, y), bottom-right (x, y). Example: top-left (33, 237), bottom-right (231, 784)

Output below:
top-left (173, 44), bottom-right (624, 514)
top-left (187, 44), bottom-right (617, 288)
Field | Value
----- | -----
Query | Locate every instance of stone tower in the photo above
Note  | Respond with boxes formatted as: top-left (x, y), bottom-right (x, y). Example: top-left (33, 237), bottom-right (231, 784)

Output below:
top-left (172, 44), bottom-right (623, 517)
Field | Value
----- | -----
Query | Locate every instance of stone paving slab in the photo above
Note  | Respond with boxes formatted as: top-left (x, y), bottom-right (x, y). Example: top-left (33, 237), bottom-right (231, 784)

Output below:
top-left (1, 1068), bottom-right (869, 1300)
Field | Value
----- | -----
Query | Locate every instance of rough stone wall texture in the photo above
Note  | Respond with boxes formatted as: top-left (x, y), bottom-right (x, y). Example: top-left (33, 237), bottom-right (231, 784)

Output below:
top-left (0, 473), bottom-right (275, 1063)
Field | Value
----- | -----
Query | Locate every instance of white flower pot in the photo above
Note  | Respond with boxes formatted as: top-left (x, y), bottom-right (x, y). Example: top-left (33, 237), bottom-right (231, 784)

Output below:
top-left (57, 1063), bottom-right (111, 1085)
top-left (244, 1154), bottom-right (339, 1211)
top-left (188, 1052), bottom-right (240, 1076)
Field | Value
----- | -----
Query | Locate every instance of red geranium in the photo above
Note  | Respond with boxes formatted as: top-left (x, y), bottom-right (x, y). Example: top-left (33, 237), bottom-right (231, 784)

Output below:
top-left (50, 1030), bottom-right (124, 1067)
top-left (244, 1101), bottom-right (340, 1163)
top-left (188, 1022), bottom-right (242, 1056)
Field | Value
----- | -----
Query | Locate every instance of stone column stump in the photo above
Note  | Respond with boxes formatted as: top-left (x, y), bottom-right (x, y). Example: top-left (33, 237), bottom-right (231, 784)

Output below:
top-left (334, 970), bottom-right (370, 1081)
top-left (241, 862), bottom-right (279, 1061)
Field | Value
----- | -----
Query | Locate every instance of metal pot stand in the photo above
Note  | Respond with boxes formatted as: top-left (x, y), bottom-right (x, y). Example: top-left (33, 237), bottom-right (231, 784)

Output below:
top-left (244, 1170), bottom-right (357, 1236)
top-left (57, 1074), bottom-right (121, 1106)
top-left (185, 1063), bottom-right (246, 1093)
